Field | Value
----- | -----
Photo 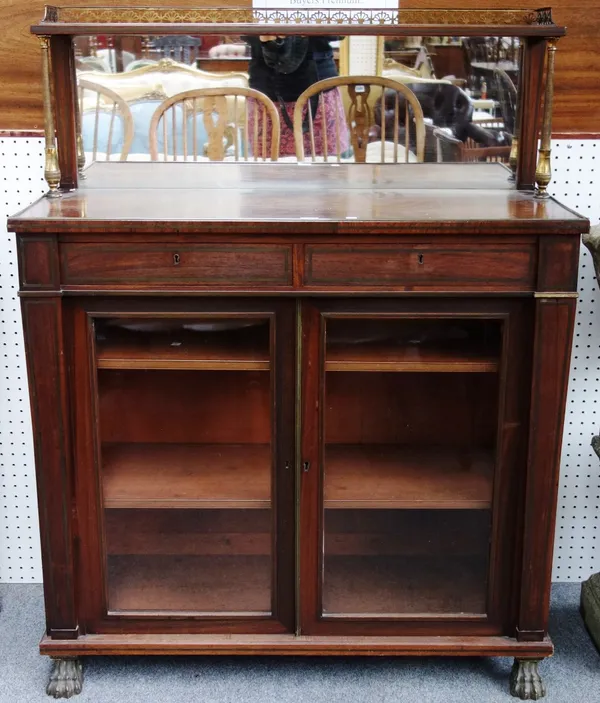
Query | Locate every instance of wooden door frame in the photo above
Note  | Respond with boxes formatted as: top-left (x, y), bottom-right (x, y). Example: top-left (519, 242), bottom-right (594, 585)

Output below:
top-left (299, 297), bottom-right (532, 637)
top-left (68, 296), bottom-right (296, 635)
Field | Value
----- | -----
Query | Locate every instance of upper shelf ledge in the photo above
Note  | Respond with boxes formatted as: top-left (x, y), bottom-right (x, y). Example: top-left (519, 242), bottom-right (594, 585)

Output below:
top-left (32, 5), bottom-right (566, 37)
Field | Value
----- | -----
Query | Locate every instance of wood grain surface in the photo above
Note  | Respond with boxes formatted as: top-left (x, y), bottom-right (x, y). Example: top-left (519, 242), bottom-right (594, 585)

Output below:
top-left (322, 555), bottom-right (488, 614)
top-left (324, 445), bottom-right (494, 509)
top-left (38, 632), bottom-right (555, 657)
top-left (0, 0), bottom-right (598, 133)
top-left (102, 443), bottom-right (272, 509)
top-left (7, 163), bottom-right (588, 236)
top-left (107, 554), bottom-right (272, 612)
top-left (325, 340), bottom-right (499, 372)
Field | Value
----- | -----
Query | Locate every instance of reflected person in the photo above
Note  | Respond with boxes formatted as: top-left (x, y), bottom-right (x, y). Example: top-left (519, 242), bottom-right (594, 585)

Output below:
top-left (243, 34), bottom-right (350, 158)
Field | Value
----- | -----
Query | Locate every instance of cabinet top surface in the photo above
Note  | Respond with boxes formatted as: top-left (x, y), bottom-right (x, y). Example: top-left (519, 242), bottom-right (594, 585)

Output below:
top-left (8, 162), bottom-right (588, 236)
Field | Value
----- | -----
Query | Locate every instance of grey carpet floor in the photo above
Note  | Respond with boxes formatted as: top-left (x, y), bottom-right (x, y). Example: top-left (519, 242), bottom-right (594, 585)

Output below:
top-left (0, 583), bottom-right (598, 702)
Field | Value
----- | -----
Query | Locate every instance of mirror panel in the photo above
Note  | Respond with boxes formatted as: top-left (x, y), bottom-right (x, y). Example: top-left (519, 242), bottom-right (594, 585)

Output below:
top-left (73, 34), bottom-right (519, 165)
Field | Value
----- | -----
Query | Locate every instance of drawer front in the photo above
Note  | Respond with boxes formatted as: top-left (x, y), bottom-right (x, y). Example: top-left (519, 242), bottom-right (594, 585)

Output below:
top-left (61, 243), bottom-right (293, 286)
top-left (304, 244), bottom-right (536, 290)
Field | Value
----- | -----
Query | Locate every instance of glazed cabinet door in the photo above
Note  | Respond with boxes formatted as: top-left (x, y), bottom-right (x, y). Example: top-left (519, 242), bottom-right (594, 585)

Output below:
top-left (300, 299), bottom-right (531, 636)
top-left (70, 298), bottom-right (295, 634)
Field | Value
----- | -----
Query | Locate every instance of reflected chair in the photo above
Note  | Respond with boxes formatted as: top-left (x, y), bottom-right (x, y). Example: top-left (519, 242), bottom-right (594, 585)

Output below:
top-left (78, 60), bottom-right (250, 159)
top-left (125, 58), bottom-right (159, 72)
top-left (76, 55), bottom-right (111, 73)
top-left (433, 126), bottom-right (511, 163)
top-left (293, 75), bottom-right (425, 163)
top-left (78, 79), bottom-right (134, 162)
top-left (151, 36), bottom-right (203, 65)
top-left (148, 87), bottom-right (280, 161)
top-left (492, 68), bottom-right (518, 135)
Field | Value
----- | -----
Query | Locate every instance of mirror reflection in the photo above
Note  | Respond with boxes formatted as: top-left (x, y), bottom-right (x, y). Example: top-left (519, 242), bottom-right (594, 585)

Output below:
top-left (73, 34), bottom-right (519, 165)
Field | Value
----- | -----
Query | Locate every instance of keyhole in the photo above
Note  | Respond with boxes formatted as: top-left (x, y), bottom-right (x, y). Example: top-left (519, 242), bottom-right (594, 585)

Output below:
top-left (173, 253), bottom-right (180, 265)
top-left (417, 253), bottom-right (424, 265)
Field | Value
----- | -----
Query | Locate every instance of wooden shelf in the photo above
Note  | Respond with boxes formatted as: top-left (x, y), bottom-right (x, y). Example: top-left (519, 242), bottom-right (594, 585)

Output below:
top-left (107, 553), bottom-right (486, 615)
top-left (326, 342), bottom-right (499, 373)
top-left (324, 445), bottom-right (494, 510)
top-left (107, 555), bottom-right (271, 613)
top-left (103, 443), bottom-right (492, 511)
top-left (97, 331), bottom-right (269, 371)
top-left (323, 555), bottom-right (488, 615)
top-left (102, 443), bottom-right (271, 509)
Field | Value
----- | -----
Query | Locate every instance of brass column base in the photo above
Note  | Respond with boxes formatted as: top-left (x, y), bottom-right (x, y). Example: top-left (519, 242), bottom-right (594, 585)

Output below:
top-left (76, 133), bottom-right (87, 180)
top-left (44, 145), bottom-right (62, 199)
top-left (508, 136), bottom-right (519, 182)
top-left (534, 148), bottom-right (551, 199)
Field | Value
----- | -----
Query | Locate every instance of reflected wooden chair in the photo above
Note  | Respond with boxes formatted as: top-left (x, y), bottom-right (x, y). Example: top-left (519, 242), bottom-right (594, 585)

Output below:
top-left (293, 75), bottom-right (425, 163)
top-left (492, 68), bottom-right (518, 135)
top-left (78, 79), bottom-right (134, 161)
top-left (432, 126), bottom-right (510, 163)
top-left (151, 35), bottom-right (202, 65)
top-left (148, 87), bottom-right (280, 162)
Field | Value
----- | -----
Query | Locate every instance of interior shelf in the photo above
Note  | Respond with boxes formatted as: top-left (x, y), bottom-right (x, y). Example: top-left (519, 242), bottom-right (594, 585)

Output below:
top-left (102, 443), bottom-right (271, 509)
top-left (107, 553), bottom-right (486, 615)
top-left (325, 445), bottom-right (494, 509)
top-left (325, 342), bottom-right (499, 373)
top-left (103, 443), bottom-right (492, 511)
top-left (96, 330), bottom-right (270, 371)
top-left (107, 554), bottom-right (271, 613)
top-left (322, 555), bottom-right (488, 615)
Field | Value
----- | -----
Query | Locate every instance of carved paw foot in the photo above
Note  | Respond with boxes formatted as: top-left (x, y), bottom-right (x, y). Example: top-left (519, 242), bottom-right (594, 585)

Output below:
top-left (510, 659), bottom-right (546, 700)
top-left (47, 658), bottom-right (83, 698)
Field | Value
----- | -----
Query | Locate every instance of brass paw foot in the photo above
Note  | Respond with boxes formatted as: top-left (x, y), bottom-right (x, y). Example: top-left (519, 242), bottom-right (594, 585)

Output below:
top-left (47, 658), bottom-right (83, 698)
top-left (510, 658), bottom-right (546, 700)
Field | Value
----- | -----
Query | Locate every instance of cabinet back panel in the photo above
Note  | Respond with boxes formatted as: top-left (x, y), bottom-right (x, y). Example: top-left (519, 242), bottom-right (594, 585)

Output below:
top-left (325, 509), bottom-right (490, 556)
top-left (98, 370), bottom-right (271, 444)
top-left (106, 509), bottom-right (271, 557)
top-left (325, 372), bottom-right (498, 446)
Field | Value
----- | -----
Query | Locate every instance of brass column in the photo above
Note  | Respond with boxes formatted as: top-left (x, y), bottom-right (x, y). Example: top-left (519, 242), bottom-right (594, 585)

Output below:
top-left (39, 36), bottom-right (61, 198)
top-left (508, 43), bottom-right (524, 181)
top-left (75, 91), bottom-right (86, 178)
top-left (535, 38), bottom-right (558, 199)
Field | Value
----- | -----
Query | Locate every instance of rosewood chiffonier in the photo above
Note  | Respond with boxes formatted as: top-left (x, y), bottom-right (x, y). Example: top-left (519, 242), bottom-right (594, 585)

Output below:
top-left (7, 6), bottom-right (589, 699)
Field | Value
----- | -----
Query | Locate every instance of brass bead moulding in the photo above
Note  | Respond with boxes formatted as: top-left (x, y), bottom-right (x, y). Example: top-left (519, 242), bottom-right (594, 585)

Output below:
top-left (44, 6), bottom-right (548, 27)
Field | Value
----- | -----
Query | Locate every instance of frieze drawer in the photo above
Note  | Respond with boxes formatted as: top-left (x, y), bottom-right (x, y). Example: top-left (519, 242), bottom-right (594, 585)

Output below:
top-left (303, 244), bottom-right (536, 290)
top-left (60, 243), bottom-right (293, 287)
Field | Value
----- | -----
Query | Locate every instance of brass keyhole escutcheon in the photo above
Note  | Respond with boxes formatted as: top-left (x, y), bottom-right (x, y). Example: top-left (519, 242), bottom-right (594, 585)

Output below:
top-left (173, 253), bottom-right (181, 265)
top-left (417, 253), bottom-right (424, 265)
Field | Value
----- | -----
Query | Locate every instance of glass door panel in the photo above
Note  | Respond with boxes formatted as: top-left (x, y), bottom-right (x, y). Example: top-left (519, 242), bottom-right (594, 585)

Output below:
top-left (322, 317), bottom-right (501, 617)
top-left (95, 316), bottom-right (273, 615)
